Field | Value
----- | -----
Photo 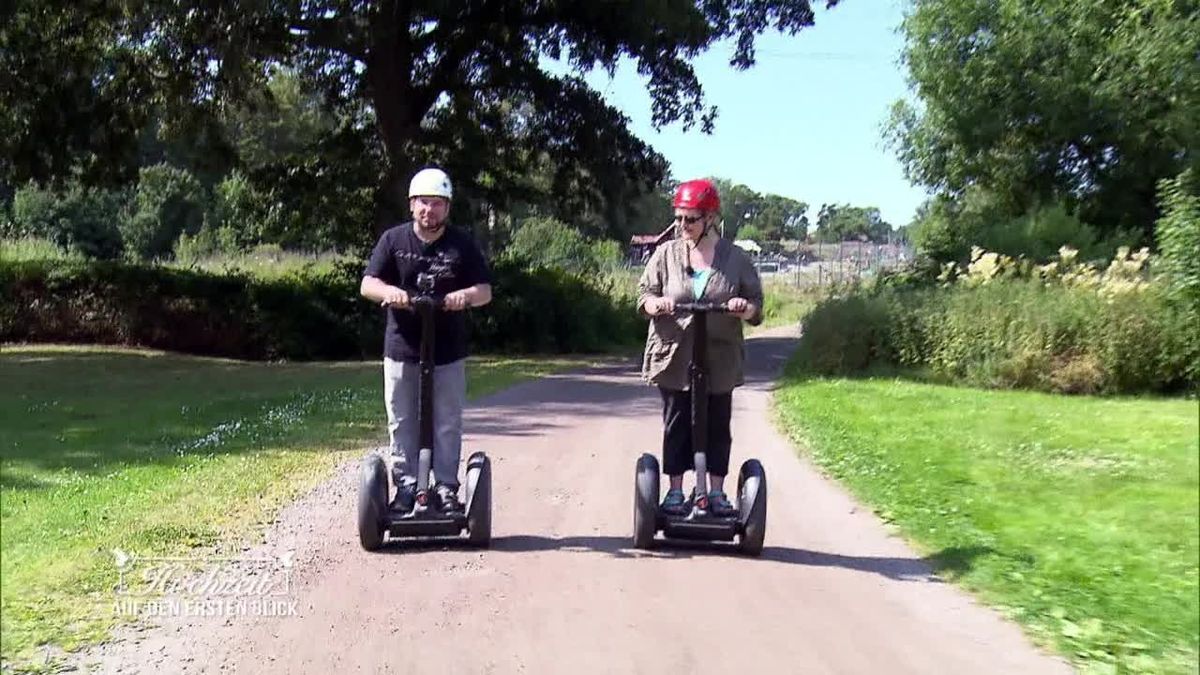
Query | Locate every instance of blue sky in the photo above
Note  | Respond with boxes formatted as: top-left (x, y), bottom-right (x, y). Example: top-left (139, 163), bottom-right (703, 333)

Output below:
top-left (553, 1), bottom-right (930, 227)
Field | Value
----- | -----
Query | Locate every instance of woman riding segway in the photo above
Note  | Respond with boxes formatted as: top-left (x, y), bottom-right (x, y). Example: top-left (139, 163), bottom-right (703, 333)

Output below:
top-left (637, 178), bottom-right (765, 517)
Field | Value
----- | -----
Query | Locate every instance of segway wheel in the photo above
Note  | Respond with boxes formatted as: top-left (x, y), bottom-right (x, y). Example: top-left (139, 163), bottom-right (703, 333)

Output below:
top-left (633, 453), bottom-right (660, 549)
top-left (465, 451), bottom-right (492, 547)
top-left (736, 459), bottom-right (767, 556)
top-left (357, 454), bottom-right (388, 551)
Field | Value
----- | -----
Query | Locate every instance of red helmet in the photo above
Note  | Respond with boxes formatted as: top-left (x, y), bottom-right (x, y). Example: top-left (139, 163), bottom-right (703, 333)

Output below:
top-left (673, 179), bottom-right (720, 212)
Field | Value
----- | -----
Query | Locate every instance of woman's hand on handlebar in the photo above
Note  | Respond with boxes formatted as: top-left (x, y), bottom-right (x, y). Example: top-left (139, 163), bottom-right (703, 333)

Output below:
top-left (381, 288), bottom-right (410, 308)
top-left (645, 296), bottom-right (675, 316)
top-left (726, 297), bottom-right (756, 321)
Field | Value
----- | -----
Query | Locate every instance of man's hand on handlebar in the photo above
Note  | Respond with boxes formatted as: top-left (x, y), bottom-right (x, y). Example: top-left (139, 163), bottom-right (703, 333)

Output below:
top-left (443, 289), bottom-right (471, 311)
top-left (381, 288), bottom-right (410, 308)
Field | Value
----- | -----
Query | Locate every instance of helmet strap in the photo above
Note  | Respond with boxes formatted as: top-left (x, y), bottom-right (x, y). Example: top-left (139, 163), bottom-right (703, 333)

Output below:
top-left (683, 220), bottom-right (719, 249)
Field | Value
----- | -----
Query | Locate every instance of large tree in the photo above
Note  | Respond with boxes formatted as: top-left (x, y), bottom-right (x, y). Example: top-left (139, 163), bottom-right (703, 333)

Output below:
top-left (704, 177), bottom-right (808, 240)
top-left (2, 0), bottom-right (839, 229)
top-left (886, 0), bottom-right (1199, 240)
top-left (815, 203), bottom-right (892, 242)
top-left (755, 192), bottom-right (810, 241)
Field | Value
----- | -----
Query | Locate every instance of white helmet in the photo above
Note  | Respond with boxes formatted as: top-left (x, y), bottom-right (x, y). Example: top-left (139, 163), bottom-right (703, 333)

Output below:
top-left (408, 168), bottom-right (453, 199)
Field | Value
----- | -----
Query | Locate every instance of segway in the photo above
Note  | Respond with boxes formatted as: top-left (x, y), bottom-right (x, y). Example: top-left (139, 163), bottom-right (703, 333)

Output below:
top-left (358, 272), bottom-right (492, 551)
top-left (633, 301), bottom-right (767, 555)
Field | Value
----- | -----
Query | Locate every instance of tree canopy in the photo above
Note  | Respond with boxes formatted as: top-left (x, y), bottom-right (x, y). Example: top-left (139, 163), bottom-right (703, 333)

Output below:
top-left (887, 0), bottom-right (1199, 245)
top-left (814, 203), bottom-right (893, 242)
top-left (707, 177), bottom-right (809, 241)
top-left (2, 0), bottom-right (839, 233)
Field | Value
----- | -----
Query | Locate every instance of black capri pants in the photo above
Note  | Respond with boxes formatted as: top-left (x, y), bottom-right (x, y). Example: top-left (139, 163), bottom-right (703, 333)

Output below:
top-left (659, 387), bottom-right (733, 477)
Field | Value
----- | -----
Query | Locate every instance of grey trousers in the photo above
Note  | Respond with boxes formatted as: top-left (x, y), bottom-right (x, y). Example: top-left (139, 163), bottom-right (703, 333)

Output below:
top-left (383, 357), bottom-right (466, 490)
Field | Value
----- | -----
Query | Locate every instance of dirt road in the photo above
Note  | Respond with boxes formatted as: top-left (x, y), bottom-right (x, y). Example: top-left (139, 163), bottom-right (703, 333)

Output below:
top-left (76, 326), bottom-right (1071, 674)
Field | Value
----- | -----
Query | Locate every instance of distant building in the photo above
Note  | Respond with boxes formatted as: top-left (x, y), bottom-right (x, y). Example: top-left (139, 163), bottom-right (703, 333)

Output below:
top-left (733, 239), bottom-right (762, 255)
top-left (628, 225), bottom-right (675, 263)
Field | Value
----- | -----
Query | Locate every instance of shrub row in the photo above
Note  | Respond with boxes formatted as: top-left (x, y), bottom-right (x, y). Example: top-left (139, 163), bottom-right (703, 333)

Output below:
top-left (795, 281), bottom-right (1197, 395)
top-left (0, 258), bottom-right (643, 360)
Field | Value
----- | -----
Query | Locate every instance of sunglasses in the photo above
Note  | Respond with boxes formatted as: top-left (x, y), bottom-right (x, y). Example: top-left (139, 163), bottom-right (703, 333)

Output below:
top-left (673, 214), bottom-right (703, 225)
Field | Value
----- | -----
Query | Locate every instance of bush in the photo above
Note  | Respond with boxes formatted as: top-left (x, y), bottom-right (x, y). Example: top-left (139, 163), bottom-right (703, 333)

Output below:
top-left (1155, 169), bottom-right (1200, 313)
top-left (241, 155), bottom-right (379, 252)
top-left (795, 275), bottom-right (1195, 395)
top-left (173, 225), bottom-right (243, 264)
top-left (468, 258), bottom-right (641, 354)
top-left (976, 203), bottom-right (1120, 263)
top-left (1, 257), bottom-right (644, 360)
top-left (912, 190), bottom-right (1135, 264)
top-left (794, 293), bottom-right (891, 373)
top-left (0, 259), bottom-right (370, 360)
top-left (207, 169), bottom-right (272, 251)
top-left (120, 164), bottom-right (206, 260)
top-left (502, 216), bottom-right (623, 275)
top-left (9, 182), bottom-right (125, 259)
top-left (910, 187), bottom-right (1006, 262)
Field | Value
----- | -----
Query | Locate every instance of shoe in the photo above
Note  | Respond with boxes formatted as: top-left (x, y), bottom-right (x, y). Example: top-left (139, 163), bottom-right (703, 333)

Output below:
top-left (435, 483), bottom-right (463, 514)
top-left (707, 490), bottom-right (736, 517)
top-left (389, 457), bottom-right (413, 511)
top-left (660, 488), bottom-right (687, 515)
top-left (390, 482), bottom-right (416, 513)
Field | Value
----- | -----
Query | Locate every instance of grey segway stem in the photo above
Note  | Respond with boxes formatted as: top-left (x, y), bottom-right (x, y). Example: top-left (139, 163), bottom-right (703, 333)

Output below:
top-left (409, 289), bottom-right (446, 498)
top-left (417, 447), bottom-right (433, 493)
top-left (675, 301), bottom-right (729, 498)
top-left (416, 296), bottom-right (437, 453)
top-left (405, 291), bottom-right (450, 463)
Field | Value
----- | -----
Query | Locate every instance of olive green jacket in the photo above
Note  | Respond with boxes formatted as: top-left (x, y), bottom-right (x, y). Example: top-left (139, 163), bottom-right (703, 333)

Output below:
top-left (637, 235), bottom-right (764, 393)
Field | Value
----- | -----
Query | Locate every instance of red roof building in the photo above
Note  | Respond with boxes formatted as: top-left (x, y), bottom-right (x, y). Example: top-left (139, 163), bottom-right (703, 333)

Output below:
top-left (628, 225), bottom-right (675, 262)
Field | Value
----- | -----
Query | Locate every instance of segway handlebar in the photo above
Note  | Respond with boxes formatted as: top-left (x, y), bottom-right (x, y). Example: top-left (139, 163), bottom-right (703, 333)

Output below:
top-left (407, 294), bottom-right (446, 310)
top-left (391, 271), bottom-right (463, 311)
top-left (672, 301), bottom-right (733, 314)
top-left (380, 293), bottom-right (447, 311)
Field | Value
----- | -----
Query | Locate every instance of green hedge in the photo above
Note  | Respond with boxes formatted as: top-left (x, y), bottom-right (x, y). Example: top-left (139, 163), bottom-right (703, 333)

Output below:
top-left (0, 258), bottom-right (643, 360)
top-left (795, 281), bottom-right (1198, 395)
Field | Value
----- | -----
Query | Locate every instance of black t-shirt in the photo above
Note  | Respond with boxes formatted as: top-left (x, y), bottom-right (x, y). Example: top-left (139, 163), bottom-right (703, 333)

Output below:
top-left (363, 222), bottom-right (492, 365)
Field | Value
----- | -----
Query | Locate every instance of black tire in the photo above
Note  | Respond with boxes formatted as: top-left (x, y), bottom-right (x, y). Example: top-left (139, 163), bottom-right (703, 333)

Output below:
top-left (736, 459), bottom-right (767, 556)
top-left (633, 453), bottom-right (660, 549)
top-left (465, 452), bottom-right (492, 547)
top-left (357, 455), bottom-right (388, 551)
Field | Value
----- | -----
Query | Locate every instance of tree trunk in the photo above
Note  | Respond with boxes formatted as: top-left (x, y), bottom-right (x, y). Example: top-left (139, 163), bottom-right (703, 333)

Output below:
top-left (366, 0), bottom-right (421, 234)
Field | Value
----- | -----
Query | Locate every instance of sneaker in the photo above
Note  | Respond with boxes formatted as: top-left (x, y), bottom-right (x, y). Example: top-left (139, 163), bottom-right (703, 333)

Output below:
top-left (660, 488), bottom-right (687, 515)
top-left (435, 484), bottom-right (463, 514)
top-left (390, 482), bottom-right (416, 513)
top-left (707, 490), bottom-right (736, 517)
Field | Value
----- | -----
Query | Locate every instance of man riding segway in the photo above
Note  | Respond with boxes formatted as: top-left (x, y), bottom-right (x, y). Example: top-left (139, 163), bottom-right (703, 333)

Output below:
top-left (359, 167), bottom-right (493, 528)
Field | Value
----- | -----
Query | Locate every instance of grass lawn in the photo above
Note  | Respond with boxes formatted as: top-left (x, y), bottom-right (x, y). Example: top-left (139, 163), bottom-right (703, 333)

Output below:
top-left (774, 366), bottom-right (1200, 674)
top-left (0, 345), bottom-right (579, 670)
